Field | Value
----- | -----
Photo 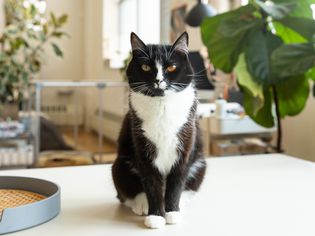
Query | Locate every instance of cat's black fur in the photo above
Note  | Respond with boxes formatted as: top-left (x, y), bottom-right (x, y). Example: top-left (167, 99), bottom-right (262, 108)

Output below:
top-left (112, 32), bottom-right (206, 222)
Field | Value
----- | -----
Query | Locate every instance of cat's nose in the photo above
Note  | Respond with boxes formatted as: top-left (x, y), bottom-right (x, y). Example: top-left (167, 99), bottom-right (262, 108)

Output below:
top-left (154, 80), bottom-right (167, 90)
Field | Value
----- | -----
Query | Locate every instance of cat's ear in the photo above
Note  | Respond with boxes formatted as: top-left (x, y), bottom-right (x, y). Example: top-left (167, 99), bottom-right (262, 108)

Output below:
top-left (171, 31), bottom-right (189, 55)
top-left (130, 32), bottom-right (147, 52)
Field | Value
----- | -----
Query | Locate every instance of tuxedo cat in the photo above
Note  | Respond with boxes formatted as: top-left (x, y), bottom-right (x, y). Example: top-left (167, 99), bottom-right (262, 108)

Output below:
top-left (112, 32), bottom-right (206, 229)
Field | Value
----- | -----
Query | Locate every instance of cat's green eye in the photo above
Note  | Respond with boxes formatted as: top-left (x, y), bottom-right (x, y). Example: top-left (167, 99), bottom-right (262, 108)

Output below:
top-left (141, 64), bottom-right (151, 72)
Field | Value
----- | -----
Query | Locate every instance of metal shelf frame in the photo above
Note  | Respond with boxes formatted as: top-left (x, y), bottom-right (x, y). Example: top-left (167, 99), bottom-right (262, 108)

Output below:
top-left (31, 81), bottom-right (128, 165)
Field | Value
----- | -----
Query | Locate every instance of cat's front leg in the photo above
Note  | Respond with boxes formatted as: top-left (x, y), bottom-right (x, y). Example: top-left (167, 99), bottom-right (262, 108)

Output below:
top-left (139, 165), bottom-right (166, 229)
top-left (164, 165), bottom-right (186, 225)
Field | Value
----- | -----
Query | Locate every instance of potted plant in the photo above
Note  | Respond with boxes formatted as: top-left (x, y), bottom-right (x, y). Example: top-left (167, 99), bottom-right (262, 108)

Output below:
top-left (0, 0), bottom-right (68, 119)
top-left (201, 0), bottom-right (315, 152)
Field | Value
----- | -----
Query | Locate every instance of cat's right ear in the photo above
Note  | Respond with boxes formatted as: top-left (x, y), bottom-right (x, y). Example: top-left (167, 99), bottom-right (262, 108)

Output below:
top-left (130, 32), bottom-right (146, 52)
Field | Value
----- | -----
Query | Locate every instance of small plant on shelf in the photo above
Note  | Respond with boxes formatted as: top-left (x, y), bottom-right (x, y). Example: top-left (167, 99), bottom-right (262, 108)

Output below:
top-left (0, 0), bottom-right (68, 110)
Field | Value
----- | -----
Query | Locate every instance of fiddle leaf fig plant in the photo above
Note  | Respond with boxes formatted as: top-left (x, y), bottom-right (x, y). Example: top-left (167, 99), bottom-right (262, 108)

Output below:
top-left (201, 0), bottom-right (315, 152)
top-left (0, 0), bottom-right (68, 104)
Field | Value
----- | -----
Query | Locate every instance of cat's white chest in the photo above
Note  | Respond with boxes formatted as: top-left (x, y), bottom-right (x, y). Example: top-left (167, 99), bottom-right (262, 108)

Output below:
top-left (131, 86), bottom-right (195, 175)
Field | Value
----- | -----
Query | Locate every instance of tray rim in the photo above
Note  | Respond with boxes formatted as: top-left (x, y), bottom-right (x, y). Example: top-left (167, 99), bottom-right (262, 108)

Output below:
top-left (0, 176), bottom-right (61, 234)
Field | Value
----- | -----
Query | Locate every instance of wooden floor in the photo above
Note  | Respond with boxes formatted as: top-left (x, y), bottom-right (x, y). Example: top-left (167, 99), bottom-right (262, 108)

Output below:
top-left (60, 128), bottom-right (117, 154)
top-left (37, 127), bottom-right (118, 166)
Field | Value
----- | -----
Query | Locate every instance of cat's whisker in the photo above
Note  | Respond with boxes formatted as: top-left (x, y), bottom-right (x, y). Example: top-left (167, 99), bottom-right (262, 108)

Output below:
top-left (149, 46), bottom-right (153, 58)
top-left (187, 67), bottom-right (210, 77)
top-left (172, 82), bottom-right (187, 86)
top-left (132, 84), bottom-right (148, 93)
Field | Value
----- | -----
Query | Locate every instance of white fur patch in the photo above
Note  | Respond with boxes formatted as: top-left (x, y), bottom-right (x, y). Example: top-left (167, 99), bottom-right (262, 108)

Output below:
top-left (130, 85), bottom-right (195, 175)
top-left (156, 62), bottom-right (163, 81)
top-left (165, 211), bottom-right (181, 224)
top-left (144, 215), bottom-right (166, 229)
top-left (124, 192), bottom-right (148, 216)
top-left (187, 159), bottom-right (206, 181)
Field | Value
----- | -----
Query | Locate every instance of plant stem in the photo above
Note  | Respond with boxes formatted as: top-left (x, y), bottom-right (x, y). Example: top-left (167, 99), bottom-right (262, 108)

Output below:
top-left (272, 85), bottom-right (282, 153)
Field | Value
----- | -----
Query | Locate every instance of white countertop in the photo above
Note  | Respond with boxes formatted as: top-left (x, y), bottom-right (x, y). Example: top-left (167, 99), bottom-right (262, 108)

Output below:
top-left (1, 154), bottom-right (315, 236)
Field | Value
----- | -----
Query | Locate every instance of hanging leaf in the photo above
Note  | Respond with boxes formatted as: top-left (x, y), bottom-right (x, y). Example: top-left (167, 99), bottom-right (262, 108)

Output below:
top-left (201, 5), bottom-right (257, 73)
top-left (276, 74), bottom-right (309, 117)
top-left (50, 13), bottom-right (58, 27)
top-left (242, 86), bottom-right (274, 128)
top-left (58, 15), bottom-right (68, 25)
top-left (254, 0), bottom-right (296, 19)
top-left (273, 0), bottom-right (315, 18)
top-left (51, 43), bottom-right (63, 57)
top-left (235, 53), bottom-right (264, 113)
top-left (273, 21), bottom-right (308, 43)
top-left (272, 43), bottom-right (315, 77)
top-left (245, 29), bottom-right (283, 84)
top-left (276, 17), bottom-right (315, 42)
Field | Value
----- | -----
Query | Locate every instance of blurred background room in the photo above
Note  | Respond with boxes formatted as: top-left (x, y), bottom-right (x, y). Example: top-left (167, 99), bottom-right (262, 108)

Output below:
top-left (0, 0), bottom-right (314, 169)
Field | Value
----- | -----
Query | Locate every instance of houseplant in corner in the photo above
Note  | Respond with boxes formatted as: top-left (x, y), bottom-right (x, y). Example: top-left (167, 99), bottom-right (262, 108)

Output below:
top-left (201, 0), bottom-right (315, 152)
top-left (0, 0), bottom-right (68, 119)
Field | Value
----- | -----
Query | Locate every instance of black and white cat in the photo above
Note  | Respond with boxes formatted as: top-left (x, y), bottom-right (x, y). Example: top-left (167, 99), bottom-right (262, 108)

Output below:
top-left (112, 32), bottom-right (206, 229)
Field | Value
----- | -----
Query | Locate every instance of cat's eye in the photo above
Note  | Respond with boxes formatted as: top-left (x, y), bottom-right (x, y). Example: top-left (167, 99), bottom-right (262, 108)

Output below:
top-left (141, 64), bottom-right (151, 72)
top-left (166, 65), bottom-right (177, 73)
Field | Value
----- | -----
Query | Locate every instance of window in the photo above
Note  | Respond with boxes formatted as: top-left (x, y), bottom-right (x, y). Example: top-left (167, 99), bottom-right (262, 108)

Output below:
top-left (103, 0), bottom-right (161, 68)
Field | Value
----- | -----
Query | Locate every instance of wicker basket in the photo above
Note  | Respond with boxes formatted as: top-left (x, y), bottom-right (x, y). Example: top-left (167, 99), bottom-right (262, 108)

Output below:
top-left (0, 176), bottom-right (60, 234)
top-left (0, 189), bottom-right (46, 218)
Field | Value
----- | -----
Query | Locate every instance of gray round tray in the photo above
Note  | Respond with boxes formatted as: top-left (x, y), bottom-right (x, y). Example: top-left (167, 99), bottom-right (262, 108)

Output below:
top-left (0, 176), bottom-right (60, 235)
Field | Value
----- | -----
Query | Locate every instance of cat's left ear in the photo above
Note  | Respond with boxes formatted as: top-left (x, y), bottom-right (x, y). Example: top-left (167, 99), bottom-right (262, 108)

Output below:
top-left (130, 32), bottom-right (147, 52)
top-left (171, 31), bottom-right (189, 55)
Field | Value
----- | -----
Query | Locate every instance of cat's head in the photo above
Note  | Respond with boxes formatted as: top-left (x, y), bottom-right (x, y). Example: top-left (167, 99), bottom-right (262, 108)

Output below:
top-left (126, 32), bottom-right (193, 97)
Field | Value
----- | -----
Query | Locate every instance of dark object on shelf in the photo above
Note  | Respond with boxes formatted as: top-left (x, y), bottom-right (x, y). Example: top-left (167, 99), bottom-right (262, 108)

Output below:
top-left (227, 88), bottom-right (244, 105)
top-left (40, 117), bottom-right (73, 151)
top-left (188, 51), bottom-right (214, 90)
top-left (185, 0), bottom-right (216, 27)
top-left (0, 176), bottom-right (60, 234)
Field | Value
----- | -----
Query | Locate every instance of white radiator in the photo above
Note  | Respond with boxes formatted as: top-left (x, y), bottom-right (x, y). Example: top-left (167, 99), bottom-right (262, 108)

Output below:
top-left (41, 104), bottom-right (84, 126)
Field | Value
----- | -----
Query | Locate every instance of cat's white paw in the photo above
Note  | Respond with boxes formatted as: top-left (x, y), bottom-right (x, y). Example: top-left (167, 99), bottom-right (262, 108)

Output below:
top-left (165, 211), bottom-right (181, 224)
top-left (144, 215), bottom-right (166, 229)
top-left (124, 192), bottom-right (148, 216)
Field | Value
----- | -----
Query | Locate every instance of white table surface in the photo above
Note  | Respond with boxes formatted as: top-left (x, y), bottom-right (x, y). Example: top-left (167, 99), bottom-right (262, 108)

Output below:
top-left (1, 154), bottom-right (315, 236)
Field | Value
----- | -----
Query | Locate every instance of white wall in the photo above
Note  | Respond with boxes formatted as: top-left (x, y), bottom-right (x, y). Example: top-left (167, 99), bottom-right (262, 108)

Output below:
top-left (41, 0), bottom-right (85, 81)
top-left (282, 93), bottom-right (315, 162)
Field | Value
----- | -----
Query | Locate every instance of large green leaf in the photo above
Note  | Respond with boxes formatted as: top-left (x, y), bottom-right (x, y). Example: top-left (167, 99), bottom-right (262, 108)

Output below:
top-left (273, 21), bottom-right (308, 43)
top-left (235, 54), bottom-right (264, 113)
top-left (272, 43), bottom-right (315, 77)
top-left (307, 67), bottom-right (315, 80)
top-left (276, 74), bottom-right (310, 117)
top-left (254, 0), bottom-right (296, 19)
top-left (242, 86), bottom-right (274, 128)
top-left (201, 5), bottom-right (257, 73)
top-left (276, 17), bottom-right (315, 41)
top-left (273, 0), bottom-right (315, 18)
top-left (245, 29), bottom-right (283, 84)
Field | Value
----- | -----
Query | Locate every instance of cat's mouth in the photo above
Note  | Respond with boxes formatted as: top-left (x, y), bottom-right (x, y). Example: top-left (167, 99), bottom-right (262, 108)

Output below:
top-left (130, 82), bottom-right (187, 97)
top-left (130, 84), bottom-right (167, 97)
